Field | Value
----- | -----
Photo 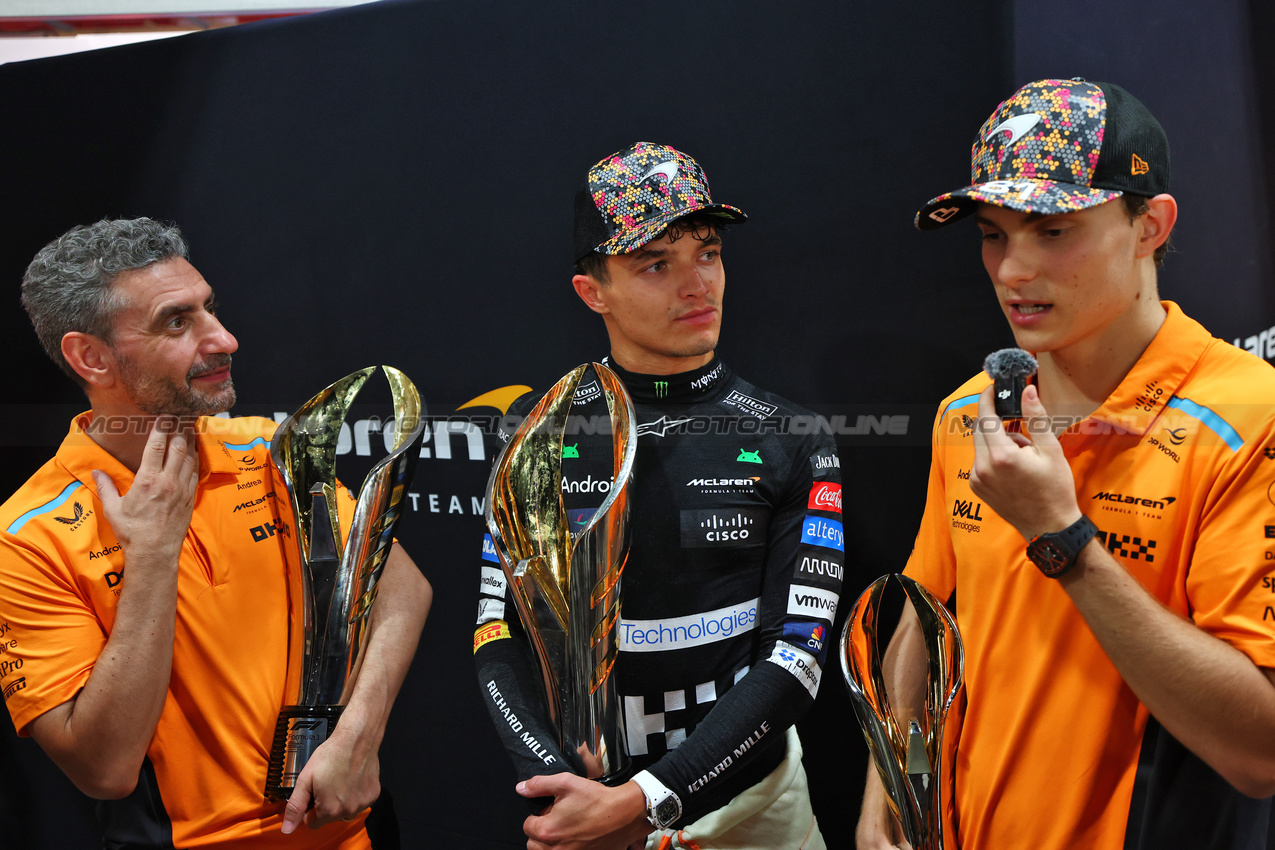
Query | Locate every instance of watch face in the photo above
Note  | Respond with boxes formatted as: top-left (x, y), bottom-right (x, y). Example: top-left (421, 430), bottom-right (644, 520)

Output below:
top-left (654, 797), bottom-right (680, 827)
top-left (1030, 539), bottom-right (1071, 576)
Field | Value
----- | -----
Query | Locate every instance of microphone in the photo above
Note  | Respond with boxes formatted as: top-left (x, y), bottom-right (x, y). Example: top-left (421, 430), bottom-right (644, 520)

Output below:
top-left (983, 348), bottom-right (1038, 419)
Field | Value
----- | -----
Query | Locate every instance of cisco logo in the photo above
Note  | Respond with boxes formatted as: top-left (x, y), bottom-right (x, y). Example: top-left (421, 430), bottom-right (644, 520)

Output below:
top-left (680, 508), bottom-right (768, 548)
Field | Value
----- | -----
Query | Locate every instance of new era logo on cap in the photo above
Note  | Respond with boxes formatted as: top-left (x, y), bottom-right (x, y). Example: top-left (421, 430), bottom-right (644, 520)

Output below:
top-left (574, 141), bottom-right (747, 260)
top-left (916, 78), bottom-right (1170, 230)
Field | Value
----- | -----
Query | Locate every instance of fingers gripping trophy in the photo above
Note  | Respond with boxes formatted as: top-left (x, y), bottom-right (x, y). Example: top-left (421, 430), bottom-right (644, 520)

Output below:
top-left (264, 366), bottom-right (425, 801)
top-left (484, 362), bottom-right (637, 781)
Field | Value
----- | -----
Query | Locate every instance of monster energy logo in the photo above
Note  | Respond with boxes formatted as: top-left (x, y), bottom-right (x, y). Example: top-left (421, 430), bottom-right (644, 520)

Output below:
top-left (654, 381), bottom-right (669, 398)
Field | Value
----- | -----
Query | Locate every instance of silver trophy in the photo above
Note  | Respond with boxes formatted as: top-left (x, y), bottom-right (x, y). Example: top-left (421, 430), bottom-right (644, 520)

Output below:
top-left (840, 574), bottom-right (964, 849)
top-left (484, 362), bottom-right (637, 780)
top-left (264, 366), bottom-right (425, 801)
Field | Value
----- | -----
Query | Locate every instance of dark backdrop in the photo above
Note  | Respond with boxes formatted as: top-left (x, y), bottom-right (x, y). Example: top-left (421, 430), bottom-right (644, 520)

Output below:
top-left (0, 1), bottom-right (1270, 847)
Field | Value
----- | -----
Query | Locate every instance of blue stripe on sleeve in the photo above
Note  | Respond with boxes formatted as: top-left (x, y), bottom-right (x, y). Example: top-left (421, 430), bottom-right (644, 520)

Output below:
top-left (1165, 397), bottom-right (1244, 453)
top-left (6, 480), bottom-right (84, 535)
top-left (223, 437), bottom-right (271, 451)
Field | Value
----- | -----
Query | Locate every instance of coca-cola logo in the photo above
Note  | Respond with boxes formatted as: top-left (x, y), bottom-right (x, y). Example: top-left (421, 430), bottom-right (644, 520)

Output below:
top-left (807, 482), bottom-right (841, 512)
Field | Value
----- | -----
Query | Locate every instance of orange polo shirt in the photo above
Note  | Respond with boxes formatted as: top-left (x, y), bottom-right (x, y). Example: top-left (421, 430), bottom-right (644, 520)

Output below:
top-left (905, 303), bottom-right (1275, 849)
top-left (0, 413), bottom-right (367, 849)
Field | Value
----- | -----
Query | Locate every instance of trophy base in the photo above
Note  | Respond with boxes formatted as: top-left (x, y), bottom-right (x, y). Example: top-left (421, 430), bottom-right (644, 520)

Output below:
top-left (265, 704), bottom-right (344, 802)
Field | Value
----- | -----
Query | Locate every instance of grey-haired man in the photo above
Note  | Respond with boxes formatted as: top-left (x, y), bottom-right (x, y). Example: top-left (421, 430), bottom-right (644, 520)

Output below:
top-left (1, 218), bottom-right (431, 849)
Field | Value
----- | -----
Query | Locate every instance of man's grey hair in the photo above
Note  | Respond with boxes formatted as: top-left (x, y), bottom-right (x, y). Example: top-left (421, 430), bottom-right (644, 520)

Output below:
top-left (21, 217), bottom-right (189, 384)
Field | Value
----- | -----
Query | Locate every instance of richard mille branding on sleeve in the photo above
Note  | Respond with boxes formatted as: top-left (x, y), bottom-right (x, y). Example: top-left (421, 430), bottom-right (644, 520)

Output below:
top-left (486, 679), bottom-right (557, 766)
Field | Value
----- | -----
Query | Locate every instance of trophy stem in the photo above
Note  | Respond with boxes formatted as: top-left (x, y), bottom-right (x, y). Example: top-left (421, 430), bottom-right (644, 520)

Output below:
top-left (265, 704), bottom-right (345, 802)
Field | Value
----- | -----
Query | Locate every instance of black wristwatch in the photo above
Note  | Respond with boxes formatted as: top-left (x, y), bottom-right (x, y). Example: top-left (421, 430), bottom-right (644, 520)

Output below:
top-left (1026, 515), bottom-right (1098, 578)
top-left (632, 770), bottom-right (682, 829)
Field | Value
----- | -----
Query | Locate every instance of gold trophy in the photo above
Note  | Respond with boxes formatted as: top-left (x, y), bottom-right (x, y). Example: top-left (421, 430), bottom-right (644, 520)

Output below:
top-left (484, 363), bottom-right (637, 780)
top-left (264, 366), bottom-right (425, 801)
top-left (840, 574), bottom-right (964, 849)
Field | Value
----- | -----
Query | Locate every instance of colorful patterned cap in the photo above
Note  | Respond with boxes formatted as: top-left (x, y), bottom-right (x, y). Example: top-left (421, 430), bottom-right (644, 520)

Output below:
top-left (574, 141), bottom-right (747, 261)
top-left (916, 79), bottom-right (1170, 230)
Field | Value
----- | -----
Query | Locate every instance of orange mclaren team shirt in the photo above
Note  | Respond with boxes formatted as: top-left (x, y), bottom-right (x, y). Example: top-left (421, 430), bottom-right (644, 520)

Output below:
top-left (905, 303), bottom-right (1275, 850)
top-left (0, 414), bottom-right (368, 849)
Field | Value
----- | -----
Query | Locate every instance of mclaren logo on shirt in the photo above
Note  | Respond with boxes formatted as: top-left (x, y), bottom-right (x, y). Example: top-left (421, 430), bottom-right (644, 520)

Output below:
top-left (686, 476), bottom-right (759, 494)
top-left (231, 491), bottom-right (277, 514)
top-left (1092, 491), bottom-right (1175, 510)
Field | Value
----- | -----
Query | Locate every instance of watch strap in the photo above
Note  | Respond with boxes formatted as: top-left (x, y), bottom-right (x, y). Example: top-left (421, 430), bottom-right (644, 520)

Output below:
top-left (1027, 514), bottom-right (1098, 578)
top-left (632, 769), bottom-right (682, 829)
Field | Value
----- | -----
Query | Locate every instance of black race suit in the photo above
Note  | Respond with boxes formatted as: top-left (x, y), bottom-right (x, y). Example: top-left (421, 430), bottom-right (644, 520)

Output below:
top-left (474, 357), bottom-right (844, 827)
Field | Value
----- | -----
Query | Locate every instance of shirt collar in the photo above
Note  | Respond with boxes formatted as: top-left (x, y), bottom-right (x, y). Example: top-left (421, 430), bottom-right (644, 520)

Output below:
top-left (1087, 301), bottom-right (1213, 434)
top-left (601, 356), bottom-right (730, 403)
top-left (54, 412), bottom-right (249, 496)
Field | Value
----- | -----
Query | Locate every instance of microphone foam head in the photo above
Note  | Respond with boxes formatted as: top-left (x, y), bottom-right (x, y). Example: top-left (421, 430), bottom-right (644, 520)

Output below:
top-left (983, 348), bottom-right (1038, 380)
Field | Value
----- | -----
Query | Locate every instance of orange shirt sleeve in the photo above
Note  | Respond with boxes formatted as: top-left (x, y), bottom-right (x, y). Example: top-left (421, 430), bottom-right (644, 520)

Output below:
top-left (1185, 416), bottom-right (1275, 669)
top-left (0, 533), bottom-right (106, 736)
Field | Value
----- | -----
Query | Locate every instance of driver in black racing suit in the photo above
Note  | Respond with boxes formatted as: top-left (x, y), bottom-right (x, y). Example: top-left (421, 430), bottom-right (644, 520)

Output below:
top-left (473, 141), bottom-right (842, 850)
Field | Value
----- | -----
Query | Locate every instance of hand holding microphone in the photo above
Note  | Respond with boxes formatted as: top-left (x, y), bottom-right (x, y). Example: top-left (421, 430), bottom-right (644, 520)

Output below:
top-left (983, 348), bottom-right (1038, 420)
